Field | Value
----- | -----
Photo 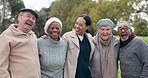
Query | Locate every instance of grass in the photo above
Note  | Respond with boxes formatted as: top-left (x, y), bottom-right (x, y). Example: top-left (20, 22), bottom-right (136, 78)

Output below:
top-left (118, 36), bottom-right (148, 78)
top-left (118, 61), bottom-right (121, 78)
top-left (138, 36), bottom-right (148, 44)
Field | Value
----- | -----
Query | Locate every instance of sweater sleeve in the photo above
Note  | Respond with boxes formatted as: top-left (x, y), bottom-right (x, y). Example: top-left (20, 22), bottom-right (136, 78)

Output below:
top-left (0, 35), bottom-right (11, 78)
top-left (137, 39), bottom-right (148, 78)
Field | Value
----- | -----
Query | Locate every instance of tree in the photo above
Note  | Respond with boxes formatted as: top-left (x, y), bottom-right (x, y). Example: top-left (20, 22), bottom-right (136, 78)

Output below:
top-left (133, 18), bottom-right (148, 36)
top-left (0, 0), bottom-right (11, 33)
top-left (33, 8), bottom-right (49, 37)
top-left (129, 0), bottom-right (148, 36)
top-left (8, 0), bottom-right (25, 22)
top-left (0, 0), bottom-right (25, 33)
top-left (47, 0), bottom-right (98, 35)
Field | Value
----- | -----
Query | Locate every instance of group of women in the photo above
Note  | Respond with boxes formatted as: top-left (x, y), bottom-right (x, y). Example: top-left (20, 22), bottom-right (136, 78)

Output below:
top-left (37, 14), bottom-right (119, 78)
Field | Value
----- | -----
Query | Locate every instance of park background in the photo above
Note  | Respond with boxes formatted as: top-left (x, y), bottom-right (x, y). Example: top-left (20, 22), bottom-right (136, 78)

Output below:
top-left (0, 0), bottom-right (148, 77)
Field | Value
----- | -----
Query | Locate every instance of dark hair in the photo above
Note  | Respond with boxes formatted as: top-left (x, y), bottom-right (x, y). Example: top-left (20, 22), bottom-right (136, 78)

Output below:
top-left (79, 14), bottom-right (91, 26)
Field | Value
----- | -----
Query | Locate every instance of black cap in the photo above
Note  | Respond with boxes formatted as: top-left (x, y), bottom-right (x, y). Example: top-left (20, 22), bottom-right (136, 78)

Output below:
top-left (19, 8), bottom-right (38, 20)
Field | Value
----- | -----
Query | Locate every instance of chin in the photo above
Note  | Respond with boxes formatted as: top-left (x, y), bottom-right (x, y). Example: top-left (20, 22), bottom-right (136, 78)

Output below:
top-left (121, 37), bottom-right (129, 41)
top-left (101, 38), bottom-right (108, 41)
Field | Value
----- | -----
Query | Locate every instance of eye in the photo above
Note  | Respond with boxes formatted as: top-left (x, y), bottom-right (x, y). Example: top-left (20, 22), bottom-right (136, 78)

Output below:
top-left (49, 28), bottom-right (54, 30)
top-left (79, 23), bottom-right (83, 26)
top-left (124, 27), bottom-right (128, 30)
top-left (26, 14), bottom-right (36, 20)
top-left (49, 27), bottom-right (60, 30)
top-left (118, 28), bottom-right (122, 31)
top-left (106, 28), bottom-right (110, 31)
top-left (56, 27), bottom-right (60, 30)
top-left (32, 17), bottom-right (36, 20)
top-left (118, 27), bottom-right (129, 31)
top-left (26, 14), bottom-right (31, 18)
top-left (100, 28), bottom-right (105, 31)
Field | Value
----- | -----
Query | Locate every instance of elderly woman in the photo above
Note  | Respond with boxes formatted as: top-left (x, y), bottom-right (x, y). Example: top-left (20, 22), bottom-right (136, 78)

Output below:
top-left (90, 18), bottom-right (119, 78)
top-left (37, 17), bottom-right (68, 78)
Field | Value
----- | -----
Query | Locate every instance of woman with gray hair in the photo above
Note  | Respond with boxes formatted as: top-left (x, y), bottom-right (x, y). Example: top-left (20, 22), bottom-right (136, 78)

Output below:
top-left (37, 17), bottom-right (68, 78)
top-left (90, 18), bottom-right (119, 78)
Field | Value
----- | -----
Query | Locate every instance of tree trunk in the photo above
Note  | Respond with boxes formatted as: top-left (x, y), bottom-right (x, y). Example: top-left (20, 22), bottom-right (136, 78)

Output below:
top-left (0, 0), bottom-right (6, 27)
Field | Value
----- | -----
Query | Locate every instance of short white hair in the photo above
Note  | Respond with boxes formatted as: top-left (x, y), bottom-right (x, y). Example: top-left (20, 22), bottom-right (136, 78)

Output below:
top-left (114, 21), bottom-right (134, 32)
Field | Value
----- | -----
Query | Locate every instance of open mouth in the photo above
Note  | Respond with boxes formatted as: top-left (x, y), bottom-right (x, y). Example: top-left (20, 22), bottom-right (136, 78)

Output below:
top-left (121, 34), bottom-right (128, 39)
top-left (26, 22), bottom-right (31, 26)
top-left (25, 20), bottom-right (32, 26)
top-left (102, 34), bottom-right (108, 36)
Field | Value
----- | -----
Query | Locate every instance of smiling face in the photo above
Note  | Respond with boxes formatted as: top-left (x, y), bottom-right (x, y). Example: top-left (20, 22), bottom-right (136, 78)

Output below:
top-left (17, 12), bottom-right (36, 33)
top-left (117, 23), bottom-right (132, 41)
top-left (74, 17), bottom-right (89, 36)
top-left (47, 22), bottom-right (61, 41)
top-left (99, 26), bottom-right (112, 41)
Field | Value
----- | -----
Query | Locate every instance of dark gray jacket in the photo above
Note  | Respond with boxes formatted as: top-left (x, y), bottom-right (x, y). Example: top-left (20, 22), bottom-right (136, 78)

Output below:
top-left (119, 37), bottom-right (148, 78)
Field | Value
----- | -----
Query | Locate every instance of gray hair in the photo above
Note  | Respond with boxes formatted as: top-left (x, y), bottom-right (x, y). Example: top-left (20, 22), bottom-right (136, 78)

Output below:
top-left (114, 21), bottom-right (135, 32)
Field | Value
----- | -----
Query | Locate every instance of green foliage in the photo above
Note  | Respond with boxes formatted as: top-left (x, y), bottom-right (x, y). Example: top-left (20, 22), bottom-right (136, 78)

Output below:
top-left (33, 8), bottom-right (49, 37)
top-left (8, 0), bottom-right (25, 22)
top-left (1, 0), bottom-right (148, 37)
top-left (0, 0), bottom-right (25, 33)
top-left (45, 0), bottom-right (142, 36)
top-left (33, 15), bottom-right (46, 37)
top-left (47, 0), bottom-right (86, 35)
top-left (133, 19), bottom-right (148, 36)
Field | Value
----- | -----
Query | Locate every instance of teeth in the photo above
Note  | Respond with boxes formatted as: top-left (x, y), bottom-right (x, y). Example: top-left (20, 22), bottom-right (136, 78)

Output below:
top-left (26, 22), bottom-right (31, 26)
top-left (26, 23), bottom-right (30, 25)
top-left (26, 20), bottom-right (32, 26)
top-left (121, 34), bottom-right (126, 36)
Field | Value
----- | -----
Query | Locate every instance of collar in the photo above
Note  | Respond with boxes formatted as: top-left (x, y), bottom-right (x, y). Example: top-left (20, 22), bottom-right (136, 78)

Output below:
top-left (10, 24), bottom-right (34, 36)
top-left (47, 35), bottom-right (60, 44)
top-left (120, 33), bottom-right (136, 48)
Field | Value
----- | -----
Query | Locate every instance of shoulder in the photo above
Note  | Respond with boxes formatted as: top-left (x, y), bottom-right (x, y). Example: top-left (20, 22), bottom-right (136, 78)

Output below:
top-left (129, 37), bottom-right (148, 51)
top-left (133, 37), bottom-right (147, 45)
top-left (37, 38), bottom-right (47, 45)
top-left (63, 30), bottom-right (74, 36)
top-left (62, 30), bottom-right (75, 41)
top-left (0, 27), bottom-right (14, 42)
top-left (114, 38), bottom-right (119, 45)
top-left (37, 38), bottom-right (43, 42)
top-left (0, 27), bottom-right (12, 37)
top-left (60, 38), bottom-right (67, 43)
top-left (86, 33), bottom-right (92, 37)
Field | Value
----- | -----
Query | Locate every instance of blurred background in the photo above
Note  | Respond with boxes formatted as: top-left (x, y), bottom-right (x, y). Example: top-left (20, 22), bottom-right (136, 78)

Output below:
top-left (0, 0), bottom-right (148, 38)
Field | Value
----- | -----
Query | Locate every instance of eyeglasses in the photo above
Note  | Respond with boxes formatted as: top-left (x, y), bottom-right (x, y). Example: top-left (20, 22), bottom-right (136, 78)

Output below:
top-left (117, 27), bottom-right (129, 32)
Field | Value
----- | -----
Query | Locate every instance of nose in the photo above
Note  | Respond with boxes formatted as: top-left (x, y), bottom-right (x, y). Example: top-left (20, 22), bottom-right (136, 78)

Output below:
top-left (104, 30), bottom-right (107, 34)
top-left (28, 17), bottom-right (34, 22)
top-left (121, 29), bottom-right (126, 32)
